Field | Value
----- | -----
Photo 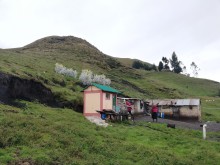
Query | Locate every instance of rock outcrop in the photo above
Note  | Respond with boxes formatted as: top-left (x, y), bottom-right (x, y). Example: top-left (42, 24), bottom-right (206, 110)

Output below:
top-left (0, 72), bottom-right (56, 106)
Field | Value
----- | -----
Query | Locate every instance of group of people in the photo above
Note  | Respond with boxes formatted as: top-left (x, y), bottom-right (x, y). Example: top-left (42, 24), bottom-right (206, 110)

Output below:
top-left (125, 100), bottom-right (158, 122)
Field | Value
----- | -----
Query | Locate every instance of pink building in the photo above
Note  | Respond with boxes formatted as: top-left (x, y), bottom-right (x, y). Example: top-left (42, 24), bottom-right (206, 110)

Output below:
top-left (83, 83), bottom-right (120, 116)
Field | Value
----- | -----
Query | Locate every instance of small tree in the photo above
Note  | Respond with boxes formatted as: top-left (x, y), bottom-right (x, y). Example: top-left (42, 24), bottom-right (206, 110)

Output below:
top-left (132, 60), bottom-right (143, 69)
top-left (158, 61), bottom-right (164, 71)
top-left (190, 62), bottom-right (200, 77)
top-left (93, 74), bottom-right (111, 85)
top-left (162, 57), bottom-right (170, 70)
top-left (182, 66), bottom-right (188, 75)
top-left (79, 70), bottom-right (93, 85)
top-left (170, 52), bottom-right (182, 74)
top-left (79, 70), bottom-right (111, 85)
top-left (143, 64), bottom-right (150, 71)
top-left (151, 64), bottom-right (158, 72)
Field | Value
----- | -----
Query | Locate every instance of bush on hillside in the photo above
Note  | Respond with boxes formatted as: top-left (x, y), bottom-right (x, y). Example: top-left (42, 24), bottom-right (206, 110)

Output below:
top-left (79, 69), bottom-right (93, 85)
top-left (93, 74), bottom-right (111, 85)
top-left (55, 63), bottom-right (111, 86)
top-left (79, 70), bottom-right (111, 86)
top-left (132, 60), bottom-right (157, 71)
top-left (132, 60), bottom-right (143, 69)
top-left (55, 63), bottom-right (78, 78)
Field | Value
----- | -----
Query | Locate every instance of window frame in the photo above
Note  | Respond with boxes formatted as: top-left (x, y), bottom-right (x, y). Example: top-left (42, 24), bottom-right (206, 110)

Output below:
top-left (105, 93), bottom-right (110, 100)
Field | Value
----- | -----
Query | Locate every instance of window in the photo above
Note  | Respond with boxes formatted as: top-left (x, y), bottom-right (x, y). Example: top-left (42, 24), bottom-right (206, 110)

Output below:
top-left (106, 93), bottom-right (110, 100)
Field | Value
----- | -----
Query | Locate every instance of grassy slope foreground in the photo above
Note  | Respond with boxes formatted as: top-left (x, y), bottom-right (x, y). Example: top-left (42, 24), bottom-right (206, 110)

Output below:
top-left (0, 36), bottom-right (220, 164)
top-left (0, 102), bottom-right (220, 165)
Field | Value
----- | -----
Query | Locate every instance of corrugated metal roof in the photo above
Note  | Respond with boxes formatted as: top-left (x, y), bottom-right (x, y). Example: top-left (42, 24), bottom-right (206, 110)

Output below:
top-left (91, 83), bottom-right (121, 94)
top-left (117, 97), bottom-right (141, 100)
top-left (176, 99), bottom-right (200, 106)
top-left (146, 99), bottom-right (200, 106)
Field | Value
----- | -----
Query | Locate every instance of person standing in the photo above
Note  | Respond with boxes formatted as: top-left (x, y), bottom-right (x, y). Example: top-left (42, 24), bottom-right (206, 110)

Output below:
top-left (151, 104), bottom-right (158, 122)
top-left (126, 100), bottom-right (134, 120)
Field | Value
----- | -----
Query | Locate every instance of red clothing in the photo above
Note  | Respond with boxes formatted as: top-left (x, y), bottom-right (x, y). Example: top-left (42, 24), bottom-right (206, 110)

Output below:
top-left (151, 105), bottom-right (158, 113)
top-left (126, 101), bottom-right (132, 112)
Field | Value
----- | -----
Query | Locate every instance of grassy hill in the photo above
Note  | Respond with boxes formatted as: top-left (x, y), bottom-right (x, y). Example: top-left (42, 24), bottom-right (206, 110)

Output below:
top-left (0, 36), bottom-right (220, 164)
top-left (0, 35), bottom-right (219, 119)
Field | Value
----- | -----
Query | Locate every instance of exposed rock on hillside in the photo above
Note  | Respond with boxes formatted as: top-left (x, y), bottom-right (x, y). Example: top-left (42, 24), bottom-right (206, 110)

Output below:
top-left (0, 72), bottom-right (83, 111)
top-left (0, 72), bottom-right (56, 106)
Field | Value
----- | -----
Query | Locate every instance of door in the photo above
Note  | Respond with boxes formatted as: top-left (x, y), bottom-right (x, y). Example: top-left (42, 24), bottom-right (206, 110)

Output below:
top-left (112, 94), bottom-right (116, 111)
top-left (172, 107), bottom-right (180, 119)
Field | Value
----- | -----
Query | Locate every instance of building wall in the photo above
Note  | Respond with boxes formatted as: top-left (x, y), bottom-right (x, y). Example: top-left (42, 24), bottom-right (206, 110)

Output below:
top-left (102, 92), bottom-right (113, 110)
top-left (133, 100), bottom-right (143, 113)
top-left (160, 107), bottom-right (173, 117)
top-left (179, 106), bottom-right (201, 119)
top-left (83, 85), bottom-right (118, 116)
top-left (159, 105), bottom-right (201, 120)
top-left (83, 86), bottom-right (102, 116)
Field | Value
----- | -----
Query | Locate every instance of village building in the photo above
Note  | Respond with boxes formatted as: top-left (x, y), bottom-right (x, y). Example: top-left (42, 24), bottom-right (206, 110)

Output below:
top-left (83, 83), bottom-right (120, 116)
top-left (83, 84), bottom-right (201, 121)
top-left (116, 97), bottom-right (145, 114)
top-left (146, 99), bottom-right (201, 121)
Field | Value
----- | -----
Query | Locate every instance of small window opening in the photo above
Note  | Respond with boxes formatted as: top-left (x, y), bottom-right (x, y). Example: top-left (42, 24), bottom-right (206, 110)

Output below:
top-left (106, 93), bottom-right (110, 100)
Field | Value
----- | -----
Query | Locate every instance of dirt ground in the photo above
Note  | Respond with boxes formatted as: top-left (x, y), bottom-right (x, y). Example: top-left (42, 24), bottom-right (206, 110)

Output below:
top-left (86, 114), bottom-right (220, 132)
top-left (134, 115), bottom-right (220, 132)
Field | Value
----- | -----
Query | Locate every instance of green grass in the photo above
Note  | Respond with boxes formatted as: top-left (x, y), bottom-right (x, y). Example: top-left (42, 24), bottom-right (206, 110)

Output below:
top-left (201, 97), bottom-right (220, 122)
top-left (0, 36), bottom-right (220, 164)
top-left (0, 101), bottom-right (219, 165)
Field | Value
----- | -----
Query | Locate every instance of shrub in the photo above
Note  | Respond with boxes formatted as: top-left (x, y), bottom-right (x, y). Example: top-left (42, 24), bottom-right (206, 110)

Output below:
top-left (55, 63), bottom-right (111, 86)
top-left (79, 69), bottom-right (93, 85)
top-left (93, 74), bottom-right (111, 85)
top-left (79, 70), bottom-right (111, 85)
top-left (55, 63), bottom-right (77, 78)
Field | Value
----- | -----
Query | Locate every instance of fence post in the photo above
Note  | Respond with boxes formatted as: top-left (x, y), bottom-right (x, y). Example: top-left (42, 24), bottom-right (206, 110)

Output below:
top-left (203, 124), bottom-right (207, 140)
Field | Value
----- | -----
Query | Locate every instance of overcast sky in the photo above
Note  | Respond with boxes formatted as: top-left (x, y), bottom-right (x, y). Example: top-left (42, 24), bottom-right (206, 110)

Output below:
top-left (0, 0), bottom-right (220, 82)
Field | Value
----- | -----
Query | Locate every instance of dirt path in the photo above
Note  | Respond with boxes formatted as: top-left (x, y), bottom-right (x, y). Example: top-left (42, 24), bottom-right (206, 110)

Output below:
top-left (135, 115), bottom-right (220, 132)
top-left (85, 114), bottom-right (220, 132)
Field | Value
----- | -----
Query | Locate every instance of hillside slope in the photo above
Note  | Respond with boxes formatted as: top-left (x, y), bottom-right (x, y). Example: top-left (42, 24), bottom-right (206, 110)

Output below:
top-left (0, 101), bottom-right (220, 164)
top-left (0, 35), bottom-right (220, 118)
top-left (0, 36), bottom-right (220, 164)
